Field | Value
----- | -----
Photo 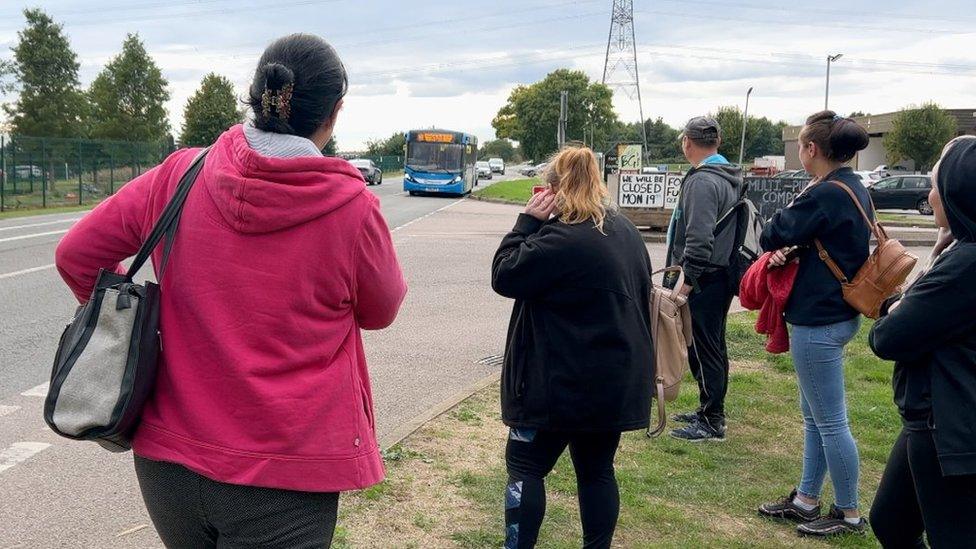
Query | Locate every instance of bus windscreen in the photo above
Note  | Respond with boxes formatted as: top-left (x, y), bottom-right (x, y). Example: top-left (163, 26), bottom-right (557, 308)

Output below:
top-left (406, 142), bottom-right (463, 174)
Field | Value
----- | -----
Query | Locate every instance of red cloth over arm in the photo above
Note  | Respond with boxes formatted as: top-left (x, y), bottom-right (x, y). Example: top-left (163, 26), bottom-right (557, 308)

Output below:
top-left (739, 252), bottom-right (772, 310)
top-left (353, 194), bottom-right (407, 330)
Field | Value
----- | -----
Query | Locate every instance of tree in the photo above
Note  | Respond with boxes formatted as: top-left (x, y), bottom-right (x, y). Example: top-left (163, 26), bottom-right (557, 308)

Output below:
top-left (4, 8), bottom-right (87, 137)
top-left (322, 136), bottom-right (337, 156)
top-left (365, 132), bottom-right (405, 157)
top-left (88, 34), bottom-right (170, 141)
top-left (179, 73), bottom-right (242, 147)
top-left (492, 69), bottom-right (617, 162)
top-left (847, 111), bottom-right (869, 118)
top-left (710, 107), bottom-right (788, 163)
top-left (479, 138), bottom-right (520, 162)
top-left (884, 103), bottom-right (957, 171)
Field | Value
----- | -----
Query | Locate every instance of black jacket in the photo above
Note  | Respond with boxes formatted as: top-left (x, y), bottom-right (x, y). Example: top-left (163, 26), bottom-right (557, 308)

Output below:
top-left (667, 163), bottom-right (742, 289)
top-left (492, 211), bottom-right (654, 432)
top-left (760, 167), bottom-right (871, 326)
top-left (870, 138), bottom-right (976, 476)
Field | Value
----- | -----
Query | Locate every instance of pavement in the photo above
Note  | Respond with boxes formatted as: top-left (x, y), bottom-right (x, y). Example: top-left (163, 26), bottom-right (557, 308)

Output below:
top-left (0, 179), bottom-right (935, 546)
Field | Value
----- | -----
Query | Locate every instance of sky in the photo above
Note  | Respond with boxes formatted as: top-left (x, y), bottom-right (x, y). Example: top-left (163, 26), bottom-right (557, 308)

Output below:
top-left (0, 0), bottom-right (973, 151)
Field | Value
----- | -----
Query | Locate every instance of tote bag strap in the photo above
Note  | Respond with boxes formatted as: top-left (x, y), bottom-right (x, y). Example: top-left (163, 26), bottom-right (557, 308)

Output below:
top-left (125, 147), bottom-right (210, 282)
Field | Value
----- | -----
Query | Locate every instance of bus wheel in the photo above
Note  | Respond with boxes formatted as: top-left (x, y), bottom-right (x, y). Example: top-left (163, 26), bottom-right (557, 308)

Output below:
top-left (409, 191), bottom-right (418, 196)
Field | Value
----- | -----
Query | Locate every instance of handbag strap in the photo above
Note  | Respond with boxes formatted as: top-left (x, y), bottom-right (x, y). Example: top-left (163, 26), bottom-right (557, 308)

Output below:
top-left (125, 147), bottom-right (210, 282)
top-left (812, 180), bottom-right (883, 285)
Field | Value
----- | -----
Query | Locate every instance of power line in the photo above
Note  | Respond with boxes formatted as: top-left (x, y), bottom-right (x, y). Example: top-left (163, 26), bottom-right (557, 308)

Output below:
top-left (635, 8), bottom-right (974, 35)
top-left (653, 0), bottom-right (976, 25)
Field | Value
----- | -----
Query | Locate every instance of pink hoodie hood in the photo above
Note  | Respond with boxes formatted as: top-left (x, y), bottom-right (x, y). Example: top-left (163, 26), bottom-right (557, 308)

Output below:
top-left (205, 125), bottom-right (367, 233)
top-left (55, 125), bottom-right (407, 492)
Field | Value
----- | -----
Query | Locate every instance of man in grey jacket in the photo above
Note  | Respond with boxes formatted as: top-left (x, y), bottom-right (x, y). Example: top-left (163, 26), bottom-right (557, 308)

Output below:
top-left (666, 116), bottom-right (743, 442)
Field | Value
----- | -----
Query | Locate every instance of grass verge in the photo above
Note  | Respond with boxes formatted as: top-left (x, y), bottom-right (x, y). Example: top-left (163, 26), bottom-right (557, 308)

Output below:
top-left (472, 178), bottom-right (536, 204)
top-left (877, 213), bottom-right (935, 227)
top-left (0, 203), bottom-right (97, 220)
top-left (335, 312), bottom-right (897, 548)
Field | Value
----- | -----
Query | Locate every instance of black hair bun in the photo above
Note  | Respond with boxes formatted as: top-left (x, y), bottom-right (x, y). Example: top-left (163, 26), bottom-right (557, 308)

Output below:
top-left (830, 119), bottom-right (870, 162)
top-left (261, 62), bottom-right (295, 91)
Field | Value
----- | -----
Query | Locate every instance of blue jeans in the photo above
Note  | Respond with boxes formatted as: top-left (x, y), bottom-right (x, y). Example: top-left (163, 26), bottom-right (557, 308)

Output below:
top-left (790, 318), bottom-right (861, 510)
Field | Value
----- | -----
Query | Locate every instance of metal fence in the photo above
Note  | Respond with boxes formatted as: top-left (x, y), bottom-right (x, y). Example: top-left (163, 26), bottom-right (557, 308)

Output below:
top-left (355, 155), bottom-right (403, 173)
top-left (0, 135), bottom-right (174, 212)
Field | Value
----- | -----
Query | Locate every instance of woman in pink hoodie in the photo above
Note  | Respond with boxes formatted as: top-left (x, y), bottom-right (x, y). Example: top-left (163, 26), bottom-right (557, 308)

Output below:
top-left (55, 34), bottom-right (406, 548)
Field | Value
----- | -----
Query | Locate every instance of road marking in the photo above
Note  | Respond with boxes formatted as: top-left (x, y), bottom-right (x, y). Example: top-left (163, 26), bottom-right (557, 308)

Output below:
top-left (392, 198), bottom-right (466, 233)
top-left (0, 264), bottom-right (57, 280)
top-left (0, 442), bottom-right (51, 474)
top-left (21, 382), bottom-right (48, 397)
top-left (0, 229), bottom-right (69, 244)
top-left (0, 405), bottom-right (20, 417)
top-left (116, 524), bottom-right (149, 537)
top-left (0, 217), bottom-right (81, 232)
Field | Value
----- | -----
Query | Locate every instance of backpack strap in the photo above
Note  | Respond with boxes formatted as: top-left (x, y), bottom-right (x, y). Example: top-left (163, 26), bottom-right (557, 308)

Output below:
top-left (813, 180), bottom-right (883, 284)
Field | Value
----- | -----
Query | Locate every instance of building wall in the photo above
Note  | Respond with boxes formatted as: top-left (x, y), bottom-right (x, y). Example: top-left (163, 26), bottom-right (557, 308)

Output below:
top-left (785, 140), bottom-right (800, 170)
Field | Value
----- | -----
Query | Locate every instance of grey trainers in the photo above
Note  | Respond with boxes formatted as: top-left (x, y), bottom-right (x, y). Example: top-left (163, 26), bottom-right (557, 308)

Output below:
top-left (669, 418), bottom-right (726, 442)
top-left (758, 489), bottom-right (821, 522)
top-left (797, 505), bottom-right (867, 537)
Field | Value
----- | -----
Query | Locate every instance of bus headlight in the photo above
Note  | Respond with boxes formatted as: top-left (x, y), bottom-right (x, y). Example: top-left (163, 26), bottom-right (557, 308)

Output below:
top-left (452, 176), bottom-right (463, 183)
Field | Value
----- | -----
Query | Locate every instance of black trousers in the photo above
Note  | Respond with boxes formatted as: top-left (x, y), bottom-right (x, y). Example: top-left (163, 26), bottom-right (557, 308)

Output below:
top-left (870, 429), bottom-right (976, 548)
top-left (504, 429), bottom-right (621, 549)
top-left (687, 270), bottom-right (734, 426)
top-left (134, 456), bottom-right (339, 549)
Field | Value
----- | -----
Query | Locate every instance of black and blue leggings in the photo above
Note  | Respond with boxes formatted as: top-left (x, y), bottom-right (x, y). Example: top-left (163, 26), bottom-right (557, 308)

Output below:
top-left (504, 429), bottom-right (621, 549)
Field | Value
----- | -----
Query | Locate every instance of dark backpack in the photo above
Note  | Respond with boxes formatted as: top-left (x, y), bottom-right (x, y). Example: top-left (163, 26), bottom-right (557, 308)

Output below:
top-left (715, 187), bottom-right (764, 296)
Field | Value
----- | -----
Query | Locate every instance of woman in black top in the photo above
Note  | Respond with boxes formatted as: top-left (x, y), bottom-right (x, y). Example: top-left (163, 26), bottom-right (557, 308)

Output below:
top-left (756, 111), bottom-right (872, 537)
top-left (869, 136), bottom-right (976, 548)
top-left (492, 146), bottom-right (653, 549)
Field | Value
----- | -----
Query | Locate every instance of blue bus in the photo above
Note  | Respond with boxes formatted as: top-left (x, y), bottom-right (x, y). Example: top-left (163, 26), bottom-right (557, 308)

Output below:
top-left (403, 129), bottom-right (478, 196)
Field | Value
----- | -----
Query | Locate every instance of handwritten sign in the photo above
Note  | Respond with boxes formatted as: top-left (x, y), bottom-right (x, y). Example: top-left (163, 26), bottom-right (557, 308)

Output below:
top-left (617, 144), bottom-right (642, 171)
top-left (619, 173), bottom-right (666, 208)
top-left (743, 176), bottom-right (808, 220)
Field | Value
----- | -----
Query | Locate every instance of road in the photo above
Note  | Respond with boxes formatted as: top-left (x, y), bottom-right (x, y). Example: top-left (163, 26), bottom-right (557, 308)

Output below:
top-left (0, 169), bottom-right (519, 547)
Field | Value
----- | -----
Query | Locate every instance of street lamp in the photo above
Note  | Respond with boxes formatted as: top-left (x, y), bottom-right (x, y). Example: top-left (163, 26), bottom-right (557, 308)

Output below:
top-left (738, 86), bottom-right (753, 166)
top-left (825, 53), bottom-right (843, 110)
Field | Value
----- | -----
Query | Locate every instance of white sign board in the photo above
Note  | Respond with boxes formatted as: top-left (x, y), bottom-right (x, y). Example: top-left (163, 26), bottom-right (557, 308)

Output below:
top-left (619, 172), bottom-right (684, 209)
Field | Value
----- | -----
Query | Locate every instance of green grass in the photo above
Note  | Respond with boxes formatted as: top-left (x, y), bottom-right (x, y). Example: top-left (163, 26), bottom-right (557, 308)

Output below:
top-left (345, 312), bottom-right (900, 547)
top-left (472, 178), bottom-right (536, 204)
top-left (0, 203), bottom-right (96, 220)
top-left (877, 212), bottom-right (935, 227)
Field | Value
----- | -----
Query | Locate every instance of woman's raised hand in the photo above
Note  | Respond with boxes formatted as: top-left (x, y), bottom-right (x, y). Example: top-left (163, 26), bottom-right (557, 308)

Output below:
top-left (525, 189), bottom-right (557, 221)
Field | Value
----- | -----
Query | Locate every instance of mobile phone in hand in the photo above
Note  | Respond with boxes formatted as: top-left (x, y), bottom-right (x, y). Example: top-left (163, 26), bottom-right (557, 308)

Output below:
top-left (532, 186), bottom-right (547, 195)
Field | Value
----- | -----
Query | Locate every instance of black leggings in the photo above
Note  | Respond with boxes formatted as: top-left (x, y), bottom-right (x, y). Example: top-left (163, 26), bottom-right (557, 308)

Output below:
top-left (870, 429), bottom-right (976, 548)
top-left (134, 456), bottom-right (339, 549)
top-left (504, 429), bottom-right (621, 549)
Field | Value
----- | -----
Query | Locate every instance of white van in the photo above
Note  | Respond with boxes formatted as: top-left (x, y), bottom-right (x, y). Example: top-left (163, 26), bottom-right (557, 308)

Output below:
top-left (488, 158), bottom-right (505, 174)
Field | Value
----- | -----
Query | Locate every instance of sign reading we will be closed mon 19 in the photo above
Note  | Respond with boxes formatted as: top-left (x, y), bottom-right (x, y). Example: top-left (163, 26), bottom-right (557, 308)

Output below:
top-left (618, 172), bottom-right (683, 209)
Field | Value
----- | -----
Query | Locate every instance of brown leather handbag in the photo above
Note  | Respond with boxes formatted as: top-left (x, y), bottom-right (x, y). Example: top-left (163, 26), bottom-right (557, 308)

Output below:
top-left (814, 180), bottom-right (918, 319)
top-left (647, 267), bottom-right (694, 437)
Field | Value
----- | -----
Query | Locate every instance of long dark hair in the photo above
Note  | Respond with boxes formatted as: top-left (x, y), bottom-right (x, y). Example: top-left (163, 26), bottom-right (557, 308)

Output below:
top-left (799, 110), bottom-right (869, 163)
top-left (247, 34), bottom-right (348, 138)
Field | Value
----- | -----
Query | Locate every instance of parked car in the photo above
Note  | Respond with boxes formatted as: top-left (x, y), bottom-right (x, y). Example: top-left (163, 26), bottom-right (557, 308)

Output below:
top-left (12, 165), bottom-right (45, 179)
top-left (476, 161), bottom-right (493, 180)
top-left (772, 169), bottom-right (810, 179)
top-left (854, 170), bottom-right (880, 187)
top-left (349, 158), bottom-right (382, 185)
top-left (520, 162), bottom-right (547, 177)
top-left (868, 174), bottom-right (933, 214)
top-left (488, 158), bottom-right (505, 174)
top-left (871, 164), bottom-right (910, 178)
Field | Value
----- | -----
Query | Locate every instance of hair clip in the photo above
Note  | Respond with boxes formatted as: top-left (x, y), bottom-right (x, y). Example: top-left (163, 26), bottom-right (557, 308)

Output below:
top-left (260, 83), bottom-right (295, 120)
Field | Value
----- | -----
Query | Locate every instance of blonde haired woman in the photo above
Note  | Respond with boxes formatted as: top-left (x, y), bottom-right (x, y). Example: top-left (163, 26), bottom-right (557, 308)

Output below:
top-left (492, 146), bottom-right (654, 548)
